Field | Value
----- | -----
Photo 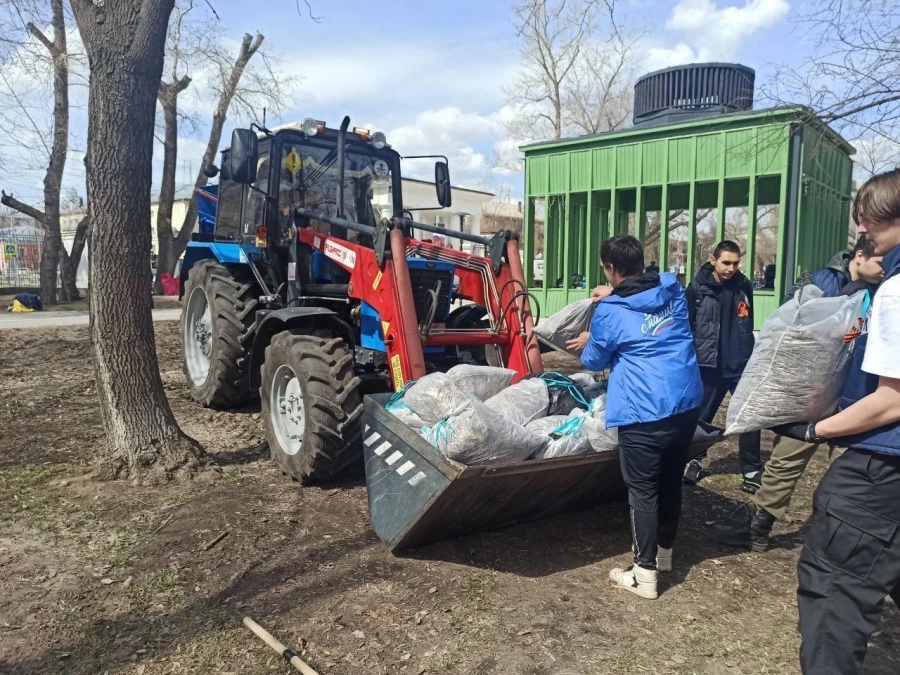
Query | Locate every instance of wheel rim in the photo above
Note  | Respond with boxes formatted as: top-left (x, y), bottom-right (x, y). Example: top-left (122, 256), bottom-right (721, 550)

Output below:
top-left (184, 285), bottom-right (213, 386)
top-left (270, 364), bottom-right (305, 456)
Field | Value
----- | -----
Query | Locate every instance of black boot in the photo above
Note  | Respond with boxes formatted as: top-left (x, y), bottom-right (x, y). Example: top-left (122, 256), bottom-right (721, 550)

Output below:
top-left (711, 506), bottom-right (776, 552)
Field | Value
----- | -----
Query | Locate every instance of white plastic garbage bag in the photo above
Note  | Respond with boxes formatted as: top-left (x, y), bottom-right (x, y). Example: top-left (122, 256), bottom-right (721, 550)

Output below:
top-left (390, 373), bottom-right (474, 427)
top-left (484, 378), bottom-right (550, 426)
top-left (387, 402), bottom-right (428, 431)
top-left (526, 415), bottom-right (571, 437)
top-left (429, 398), bottom-right (548, 465)
top-left (574, 395), bottom-right (618, 453)
top-left (533, 299), bottom-right (595, 353)
top-left (725, 286), bottom-right (868, 435)
top-left (445, 364), bottom-right (517, 401)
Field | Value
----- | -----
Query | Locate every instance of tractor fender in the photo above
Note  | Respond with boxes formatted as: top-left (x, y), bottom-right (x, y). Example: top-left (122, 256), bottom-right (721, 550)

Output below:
top-left (179, 241), bottom-right (255, 298)
top-left (249, 307), bottom-right (355, 391)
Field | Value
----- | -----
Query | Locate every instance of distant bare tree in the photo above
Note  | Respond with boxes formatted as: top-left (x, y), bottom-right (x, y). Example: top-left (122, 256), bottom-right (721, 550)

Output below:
top-left (153, 0), bottom-right (295, 292)
top-left (763, 1), bottom-right (900, 154)
top-left (564, 25), bottom-right (644, 135)
top-left (0, 0), bottom-right (84, 303)
top-left (499, 0), bottom-right (641, 172)
top-left (507, 0), bottom-right (602, 142)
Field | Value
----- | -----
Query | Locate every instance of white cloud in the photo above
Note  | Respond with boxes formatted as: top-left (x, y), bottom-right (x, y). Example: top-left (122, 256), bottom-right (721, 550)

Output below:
top-left (644, 0), bottom-right (790, 72)
top-left (284, 42), bottom-right (518, 119)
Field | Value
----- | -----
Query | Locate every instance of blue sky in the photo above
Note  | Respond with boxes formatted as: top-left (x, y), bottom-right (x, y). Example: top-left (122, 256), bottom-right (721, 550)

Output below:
top-left (1, 0), bottom-right (831, 207)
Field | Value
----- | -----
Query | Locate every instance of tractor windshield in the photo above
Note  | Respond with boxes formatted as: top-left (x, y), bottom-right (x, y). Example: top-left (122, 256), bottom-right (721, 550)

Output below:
top-left (276, 141), bottom-right (395, 241)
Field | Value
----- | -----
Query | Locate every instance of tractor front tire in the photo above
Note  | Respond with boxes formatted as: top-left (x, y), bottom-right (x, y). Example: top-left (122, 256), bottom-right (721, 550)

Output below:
top-left (261, 332), bottom-right (364, 483)
top-left (182, 260), bottom-right (257, 408)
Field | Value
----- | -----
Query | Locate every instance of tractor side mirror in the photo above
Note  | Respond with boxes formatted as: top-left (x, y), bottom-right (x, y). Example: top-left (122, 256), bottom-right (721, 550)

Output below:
top-left (435, 161), bottom-right (452, 208)
top-left (202, 164), bottom-right (219, 178)
top-left (229, 128), bottom-right (258, 184)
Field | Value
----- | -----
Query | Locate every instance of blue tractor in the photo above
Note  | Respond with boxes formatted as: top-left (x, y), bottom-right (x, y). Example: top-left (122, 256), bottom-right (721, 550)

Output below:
top-left (179, 117), bottom-right (540, 483)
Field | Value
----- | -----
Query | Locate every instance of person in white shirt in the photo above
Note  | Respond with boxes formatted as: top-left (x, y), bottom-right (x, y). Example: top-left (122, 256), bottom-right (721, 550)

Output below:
top-left (793, 168), bottom-right (900, 674)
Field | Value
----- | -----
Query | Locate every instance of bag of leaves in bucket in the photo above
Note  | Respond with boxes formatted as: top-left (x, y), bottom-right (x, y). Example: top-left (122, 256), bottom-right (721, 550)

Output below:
top-left (484, 377), bottom-right (550, 426)
top-left (429, 398), bottom-right (548, 465)
top-left (571, 394), bottom-right (618, 453)
top-left (527, 415), bottom-right (592, 459)
top-left (533, 299), bottom-right (595, 354)
top-left (445, 364), bottom-right (517, 401)
top-left (725, 286), bottom-right (869, 435)
top-left (386, 373), bottom-right (473, 427)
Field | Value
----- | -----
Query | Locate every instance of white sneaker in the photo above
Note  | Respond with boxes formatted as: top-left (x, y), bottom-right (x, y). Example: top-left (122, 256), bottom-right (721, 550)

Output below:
top-left (609, 565), bottom-right (658, 599)
top-left (657, 547), bottom-right (672, 572)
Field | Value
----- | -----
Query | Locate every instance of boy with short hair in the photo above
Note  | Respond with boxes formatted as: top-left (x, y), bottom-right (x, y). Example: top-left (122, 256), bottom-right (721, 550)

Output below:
top-left (683, 240), bottom-right (761, 492)
top-left (567, 235), bottom-right (702, 599)
top-left (712, 235), bottom-right (884, 553)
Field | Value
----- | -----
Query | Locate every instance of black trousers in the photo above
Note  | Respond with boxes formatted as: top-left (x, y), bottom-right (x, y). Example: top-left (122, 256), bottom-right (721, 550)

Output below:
top-left (797, 448), bottom-right (900, 674)
top-left (695, 376), bottom-right (762, 474)
top-left (618, 408), bottom-right (700, 570)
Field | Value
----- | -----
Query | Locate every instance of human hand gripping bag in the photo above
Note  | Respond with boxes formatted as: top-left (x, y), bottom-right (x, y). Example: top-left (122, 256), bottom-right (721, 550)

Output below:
top-left (533, 299), bottom-right (596, 354)
top-left (725, 286), bottom-right (868, 435)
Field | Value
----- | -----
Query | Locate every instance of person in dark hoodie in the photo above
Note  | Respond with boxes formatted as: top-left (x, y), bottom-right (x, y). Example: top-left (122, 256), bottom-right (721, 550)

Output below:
top-left (683, 240), bottom-right (761, 492)
top-left (566, 235), bottom-right (703, 600)
top-left (711, 235), bottom-right (884, 553)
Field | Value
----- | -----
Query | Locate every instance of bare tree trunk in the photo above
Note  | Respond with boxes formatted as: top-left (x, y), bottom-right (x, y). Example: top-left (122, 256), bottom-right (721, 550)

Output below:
top-left (71, 0), bottom-right (208, 484)
top-left (154, 76), bottom-right (190, 294)
top-left (68, 214), bottom-right (90, 274)
top-left (1, 0), bottom-right (71, 304)
top-left (170, 33), bottom-right (264, 268)
top-left (59, 246), bottom-right (80, 300)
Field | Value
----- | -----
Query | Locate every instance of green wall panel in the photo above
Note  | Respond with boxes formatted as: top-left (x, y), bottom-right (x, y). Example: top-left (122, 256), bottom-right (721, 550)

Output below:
top-left (696, 134), bottom-right (723, 180)
top-left (593, 148), bottom-right (615, 188)
top-left (668, 137), bottom-right (694, 183)
top-left (527, 156), bottom-right (549, 194)
top-left (616, 144), bottom-right (641, 186)
top-left (642, 140), bottom-right (667, 185)
top-left (570, 151), bottom-right (591, 192)
top-left (549, 154), bottom-right (569, 193)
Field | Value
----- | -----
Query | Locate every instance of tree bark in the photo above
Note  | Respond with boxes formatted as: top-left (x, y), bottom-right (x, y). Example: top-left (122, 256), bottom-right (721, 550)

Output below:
top-left (71, 0), bottom-right (208, 484)
top-left (171, 34), bottom-right (264, 267)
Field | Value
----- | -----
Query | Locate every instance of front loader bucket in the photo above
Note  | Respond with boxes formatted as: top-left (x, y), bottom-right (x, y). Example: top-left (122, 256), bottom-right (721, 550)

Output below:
top-left (363, 395), bottom-right (723, 551)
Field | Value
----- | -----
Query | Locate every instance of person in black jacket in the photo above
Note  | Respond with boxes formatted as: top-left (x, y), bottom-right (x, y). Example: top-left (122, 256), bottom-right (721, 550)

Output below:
top-left (683, 240), bottom-right (762, 493)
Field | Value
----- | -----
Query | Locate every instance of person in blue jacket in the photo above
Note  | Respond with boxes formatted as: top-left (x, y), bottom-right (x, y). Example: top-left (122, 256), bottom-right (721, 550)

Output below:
top-left (567, 234), bottom-right (703, 600)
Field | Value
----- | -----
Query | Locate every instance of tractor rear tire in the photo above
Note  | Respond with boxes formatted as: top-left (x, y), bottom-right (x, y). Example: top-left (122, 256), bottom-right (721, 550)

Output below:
top-left (182, 260), bottom-right (257, 408)
top-left (261, 332), bottom-right (364, 483)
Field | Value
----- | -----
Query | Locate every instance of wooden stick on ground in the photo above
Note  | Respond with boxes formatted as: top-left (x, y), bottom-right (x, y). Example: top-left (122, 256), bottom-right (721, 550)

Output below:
top-left (242, 616), bottom-right (320, 675)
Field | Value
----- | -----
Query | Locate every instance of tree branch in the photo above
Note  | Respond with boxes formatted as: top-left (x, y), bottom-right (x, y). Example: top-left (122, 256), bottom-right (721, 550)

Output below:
top-left (26, 22), bottom-right (59, 57)
top-left (1, 191), bottom-right (47, 226)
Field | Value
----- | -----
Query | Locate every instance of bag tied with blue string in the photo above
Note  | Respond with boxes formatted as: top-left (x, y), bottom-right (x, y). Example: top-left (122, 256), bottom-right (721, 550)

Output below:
top-left (428, 397), bottom-right (548, 465)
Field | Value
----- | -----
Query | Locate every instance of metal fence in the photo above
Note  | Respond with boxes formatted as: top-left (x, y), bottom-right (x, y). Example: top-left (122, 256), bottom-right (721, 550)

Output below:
top-left (0, 233), bottom-right (45, 288)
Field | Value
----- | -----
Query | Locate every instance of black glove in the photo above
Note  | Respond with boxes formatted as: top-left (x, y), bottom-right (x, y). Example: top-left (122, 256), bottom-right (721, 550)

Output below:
top-left (771, 422), bottom-right (827, 443)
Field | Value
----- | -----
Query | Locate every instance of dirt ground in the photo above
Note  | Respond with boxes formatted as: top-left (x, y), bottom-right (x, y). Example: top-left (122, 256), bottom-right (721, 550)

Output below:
top-left (1, 322), bottom-right (897, 675)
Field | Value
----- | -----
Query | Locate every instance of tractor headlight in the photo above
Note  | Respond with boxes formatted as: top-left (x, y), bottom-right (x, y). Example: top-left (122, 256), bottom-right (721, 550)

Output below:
top-left (301, 117), bottom-right (319, 136)
top-left (371, 131), bottom-right (387, 149)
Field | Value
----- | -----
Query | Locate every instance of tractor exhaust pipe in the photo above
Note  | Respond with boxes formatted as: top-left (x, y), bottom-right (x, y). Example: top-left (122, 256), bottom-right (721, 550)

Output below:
top-left (334, 116), bottom-right (350, 241)
top-left (337, 116), bottom-right (350, 219)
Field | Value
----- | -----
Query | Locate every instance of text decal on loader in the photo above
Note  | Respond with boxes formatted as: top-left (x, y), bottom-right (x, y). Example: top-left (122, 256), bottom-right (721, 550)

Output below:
top-left (390, 354), bottom-right (404, 391)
